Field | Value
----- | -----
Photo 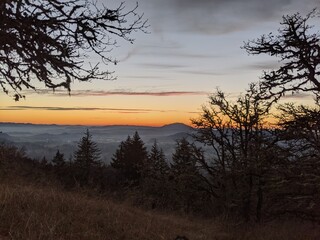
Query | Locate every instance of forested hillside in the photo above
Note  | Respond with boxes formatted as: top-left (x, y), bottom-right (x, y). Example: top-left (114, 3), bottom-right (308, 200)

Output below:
top-left (1, 143), bottom-right (320, 240)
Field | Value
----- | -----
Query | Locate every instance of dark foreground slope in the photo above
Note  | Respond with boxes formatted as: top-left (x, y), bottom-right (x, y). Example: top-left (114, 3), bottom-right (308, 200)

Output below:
top-left (0, 181), bottom-right (215, 240)
top-left (0, 179), bottom-right (320, 239)
top-left (1, 179), bottom-right (320, 240)
top-left (0, 145), bottom-right (319, 240)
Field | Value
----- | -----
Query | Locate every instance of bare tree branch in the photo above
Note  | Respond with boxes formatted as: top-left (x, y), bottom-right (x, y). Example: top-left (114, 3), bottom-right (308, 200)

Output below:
top-left (0, 0), bottom-right (148, 100)
top-left (243, 9), bottom-right (320, 101)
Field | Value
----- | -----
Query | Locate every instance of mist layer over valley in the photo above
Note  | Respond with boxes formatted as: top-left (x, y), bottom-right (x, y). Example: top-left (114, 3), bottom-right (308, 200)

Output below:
top-left (0, 122), bottom-right (194, 163)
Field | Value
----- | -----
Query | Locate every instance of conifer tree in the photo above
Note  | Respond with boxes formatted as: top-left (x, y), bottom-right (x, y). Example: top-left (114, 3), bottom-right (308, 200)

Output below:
top-left (74, 129), bottom-right (101, 186)
top-left (149, 140), bottom-right (169, 176)
top-left (111, 131), bottom-right (148, 184)
top-left (140, 140), bottom-right (170, 207)
top-left (170, 138), bottom-right (204, 212)
top-left (52, 150), bottom-right (67, 182)
top-left (52, 150), bottom-right (65, 168)
top-left (111, 136), bottom-right (130, 170)
top-left (171, 138), bottom-right (200, 177)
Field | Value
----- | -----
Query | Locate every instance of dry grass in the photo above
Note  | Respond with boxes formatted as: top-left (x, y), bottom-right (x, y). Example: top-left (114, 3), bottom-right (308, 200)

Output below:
top-left (0, 180), bottom-right (319, 240)
top-left (0, 181), bottom-right (217, 240)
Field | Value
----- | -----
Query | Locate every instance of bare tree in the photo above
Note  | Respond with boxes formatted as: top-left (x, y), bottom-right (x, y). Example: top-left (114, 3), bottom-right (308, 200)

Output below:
top-left (243, 9), bottom-right (320, 222)
top-left (0, 0), bottom-right (147, 100)
top-left (277, 103), bottom-right (320, 151)
top-left (265, 103), bottom-right (320, 221)
top-left (192, 84), bottom-right (277, 221)
top-left (243, 9), bottom-right (320, 101)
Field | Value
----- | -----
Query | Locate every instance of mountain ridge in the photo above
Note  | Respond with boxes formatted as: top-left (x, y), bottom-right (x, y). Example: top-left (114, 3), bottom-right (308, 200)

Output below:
top-left (0, 122), bottom-right (192, 129)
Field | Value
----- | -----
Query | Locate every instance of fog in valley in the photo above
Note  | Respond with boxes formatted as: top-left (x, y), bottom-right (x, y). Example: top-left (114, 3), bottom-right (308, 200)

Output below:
top-left (0, 123), bottom-right (194, 163)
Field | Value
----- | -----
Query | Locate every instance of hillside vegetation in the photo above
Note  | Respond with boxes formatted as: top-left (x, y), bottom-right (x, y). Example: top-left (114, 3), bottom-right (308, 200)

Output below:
top-left (1, 178), bottom-right (320, 240)
top-left (1, 10), bottom-right (320, 238)
top-left (0, 147), bottom-right (319, 240)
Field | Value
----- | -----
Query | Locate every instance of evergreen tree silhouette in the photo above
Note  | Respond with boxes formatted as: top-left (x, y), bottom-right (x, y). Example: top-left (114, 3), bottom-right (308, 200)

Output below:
top-left (52, 150), bottom-right (65, 168)
top-left (141, 140), bottom-right (170, 207)
top-left (148, 140), bottom-right (169, 176)
top-left (74, 129), bottom-right (101, 187)
top-left (111, 131), bottom-right (148, 185)
top-left (52, 150), bottom-right (67, 182)
top-left (170, 138), bottom-right (204, 213)
top-left (171, 138), bottom-right (199, 177)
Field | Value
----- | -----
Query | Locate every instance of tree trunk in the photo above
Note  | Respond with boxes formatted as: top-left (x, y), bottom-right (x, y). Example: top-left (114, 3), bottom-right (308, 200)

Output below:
top-left (243, 175), bottom-right (253, 222)
top-left (256, 178), bottom-right (263, 223)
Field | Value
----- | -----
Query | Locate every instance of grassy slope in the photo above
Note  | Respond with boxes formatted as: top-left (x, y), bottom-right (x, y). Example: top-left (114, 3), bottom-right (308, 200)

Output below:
top-left (1, 181), bottom-right (320, 240)
top-left (0, 181), bottom-right (220, 240)
top-left (0, 152), bottom-right (318, 240)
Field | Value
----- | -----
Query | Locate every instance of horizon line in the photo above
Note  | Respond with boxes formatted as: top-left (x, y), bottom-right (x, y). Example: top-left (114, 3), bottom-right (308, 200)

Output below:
top-left (0, 121), bottom-right (193, 128)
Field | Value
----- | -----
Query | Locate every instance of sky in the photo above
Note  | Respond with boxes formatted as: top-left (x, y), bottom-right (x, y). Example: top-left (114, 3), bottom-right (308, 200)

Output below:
top-left (0, 0), bottom-right (319, 126)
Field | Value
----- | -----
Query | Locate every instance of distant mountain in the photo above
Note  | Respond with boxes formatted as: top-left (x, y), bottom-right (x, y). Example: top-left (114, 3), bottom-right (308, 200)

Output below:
top-left (0, 122), bottom-right (195, 163)
top-left (160, 123), bottom-right (193, 131)
top-left (0, 122), bottom-right (60, 127)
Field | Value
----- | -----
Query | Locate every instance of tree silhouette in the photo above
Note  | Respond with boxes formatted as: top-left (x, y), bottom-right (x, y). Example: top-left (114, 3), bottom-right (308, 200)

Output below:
top-left (0, 0), bottom-right (147, 100)
top-left (243, 9), bottom-right (320, 101)
top-left (148, 140), bottom-right (169, 176)
top-left (140, 140), bottom-right (170, 207)
top-left (170, 138), bottom-right (204, 213)
top-left (52, 149), bottom-right (68, 182)
top-left (268, 102), bottom-right (320, 221)
top-left (192, 85), bottom-right (276, 221)
top-left (111, 131), bottom-right (148, 185)
top-left (243, 10), bottom-right (320, 221)
top-left (171, 138), bottom-right (200, 177)
top-left (52, 150), bottom-right (65, 168)
top-left (74, 129), bottom-right (101, 187)
top-left (277, 103), bottom-right (320, 151)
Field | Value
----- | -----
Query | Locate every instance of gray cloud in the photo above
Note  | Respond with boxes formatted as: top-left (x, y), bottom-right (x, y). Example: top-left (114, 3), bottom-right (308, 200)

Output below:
top-left (170, 52), bottom-right (221, 59)
top-left (140, 42), bottom-right (182, 49)
top-left (119, 44), bottom-right (221, 65)
top-left (22, 89), bottom-right (209, 97)
top-left (122, 46), bottom-right (221, 61)
top-left (121, 75), bottom-right (165, 79)
top-left (205, 90), bottom-right (313, 100)
top-left (138, 63), bottom-right (187, 69)
top-left (0, 106), bottom-right (168, 113)
top-left (144, 51), bottom-right (221, 60)
top-left (169, 0), bottom-right (292, 13)
top-left (245, 60), bottom-right (282, 71)
top-left (118, 41), bottom-right (183, 62)
top-left (178, 70), bottom-right (222, 76)
top-left (69, 90), bottom-right (209, 97)
top-left (146, 0), bottom-right (316, 35)
top-left (119, 47), bottom-right (141, 62)
top-left (281, 92), bottom-right (314, 100)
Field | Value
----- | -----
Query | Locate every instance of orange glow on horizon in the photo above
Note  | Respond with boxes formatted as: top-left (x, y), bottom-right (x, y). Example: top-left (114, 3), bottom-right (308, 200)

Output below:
top-left (0, 109), bottom-right (195, 127)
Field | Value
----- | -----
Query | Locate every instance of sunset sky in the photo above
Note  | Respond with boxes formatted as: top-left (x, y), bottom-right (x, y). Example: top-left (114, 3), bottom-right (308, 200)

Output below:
top-left (0, 0), bottom-right (318, 126)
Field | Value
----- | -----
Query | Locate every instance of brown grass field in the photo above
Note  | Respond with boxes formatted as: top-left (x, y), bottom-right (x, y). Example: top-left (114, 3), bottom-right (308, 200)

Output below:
top-left (0, 177), bottom-right (320, 240)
